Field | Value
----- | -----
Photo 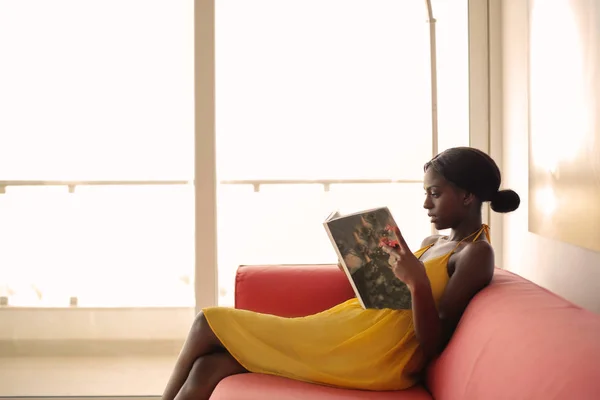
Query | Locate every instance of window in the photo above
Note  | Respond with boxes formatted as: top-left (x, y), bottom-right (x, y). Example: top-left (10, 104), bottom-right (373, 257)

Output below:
top-left (215, 0), bottom-right (469, 306)
top-left (0, 2), bottom-right (195, 380)
top-left (0, 0), bottom-right (194, 308)
top-left (0, 0), bottom-right (485, 396)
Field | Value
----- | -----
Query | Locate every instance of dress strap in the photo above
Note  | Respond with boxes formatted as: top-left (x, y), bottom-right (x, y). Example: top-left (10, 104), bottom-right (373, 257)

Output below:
top-left (473, 224), bottom-right (491, 242)
top-left (415, 243), bottom-right (435, 260)
top-left (451, 224), bottom-right (490, 253)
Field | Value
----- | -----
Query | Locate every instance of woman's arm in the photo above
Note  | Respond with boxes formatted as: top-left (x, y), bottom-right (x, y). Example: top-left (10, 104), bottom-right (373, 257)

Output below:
top-left (382, 230), bottom-right (494, 361)
top-left (408, 274), bottom-right (440, 361)
top-left (410, 241), bottom-right (494, 360)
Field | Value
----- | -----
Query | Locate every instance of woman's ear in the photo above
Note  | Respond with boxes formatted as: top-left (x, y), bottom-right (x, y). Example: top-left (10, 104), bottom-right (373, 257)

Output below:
top-left (463, 192), bottom-right (475, 206)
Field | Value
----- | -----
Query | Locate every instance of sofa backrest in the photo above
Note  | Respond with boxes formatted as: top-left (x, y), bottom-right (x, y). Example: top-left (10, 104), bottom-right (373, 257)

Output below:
top-left (426, 269), bottom-right (600, 400)
top-left (235, 264), bottom-right (355, 317)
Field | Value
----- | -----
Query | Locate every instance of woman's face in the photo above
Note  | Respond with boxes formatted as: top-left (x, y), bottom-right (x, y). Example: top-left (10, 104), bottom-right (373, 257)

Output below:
top-left (422, 168), bottom-right (466, 230)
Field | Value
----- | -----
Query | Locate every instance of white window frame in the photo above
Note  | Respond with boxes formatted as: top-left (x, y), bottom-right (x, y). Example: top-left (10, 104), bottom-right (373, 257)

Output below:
top-left (0, 0), bottom-right (497, 355)
top-left (469, 0), bottom-right (504, 267)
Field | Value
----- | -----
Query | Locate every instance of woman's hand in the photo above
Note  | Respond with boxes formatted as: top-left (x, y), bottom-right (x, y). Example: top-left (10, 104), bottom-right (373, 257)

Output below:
top-left (380, 227), bottom-right (428, 289)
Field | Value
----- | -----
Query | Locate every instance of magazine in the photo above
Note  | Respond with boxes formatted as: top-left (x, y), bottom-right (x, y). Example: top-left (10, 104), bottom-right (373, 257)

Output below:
top-left (323, 207), bottom-right (412, 310)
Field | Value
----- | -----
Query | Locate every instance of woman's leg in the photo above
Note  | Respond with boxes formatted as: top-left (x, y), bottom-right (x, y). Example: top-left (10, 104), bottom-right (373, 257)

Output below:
top-left (173, 352), bottom-right (247, 400)
top-left (161, 311), bottom-right (243, 400)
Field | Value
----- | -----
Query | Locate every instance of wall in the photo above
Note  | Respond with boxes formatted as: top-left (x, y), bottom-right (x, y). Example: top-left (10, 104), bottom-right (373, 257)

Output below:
top-left (501, 0), bottom-right (600, 313)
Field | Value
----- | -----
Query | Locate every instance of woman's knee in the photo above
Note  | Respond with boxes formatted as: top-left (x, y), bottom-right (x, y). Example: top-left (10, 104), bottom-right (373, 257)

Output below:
top-left (191, 311), bottom-right (208, 333)
top-left (190, 311), bottom-right (221, 347)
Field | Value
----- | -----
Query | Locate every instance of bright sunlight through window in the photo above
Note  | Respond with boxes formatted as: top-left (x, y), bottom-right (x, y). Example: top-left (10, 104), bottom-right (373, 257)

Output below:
top-left (215, 0), bottom-right (468, 306)
top-left (0, 0), bottom-right (195, 307)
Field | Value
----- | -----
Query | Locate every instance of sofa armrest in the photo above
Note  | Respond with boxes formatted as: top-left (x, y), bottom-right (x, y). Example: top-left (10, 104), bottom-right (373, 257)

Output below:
top-left (234, 264), bottom-right (355, 317)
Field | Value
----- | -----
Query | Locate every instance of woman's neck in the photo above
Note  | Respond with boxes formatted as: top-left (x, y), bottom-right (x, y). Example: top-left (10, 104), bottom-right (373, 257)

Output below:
top-left (446, 216), bottom-right (483, 242)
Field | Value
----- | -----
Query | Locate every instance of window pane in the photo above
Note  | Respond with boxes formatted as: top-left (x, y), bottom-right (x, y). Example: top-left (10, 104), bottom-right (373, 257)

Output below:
top-left (216, 0), bottom-right (432, 181)
top-left (0, 0), bottom-right (194, 180)
top-left (434, 0), bottom-right (469, 151)
top-left (215, 0), bottom-right (469, 306)
top-left (0, 185), bottom-right (194, 307)
top-left (0, 0), bottom-right (194, 309)
top-left (0, 1), bottom-right (194, 394)
top-left (216, 183), bottom-right (430, 306)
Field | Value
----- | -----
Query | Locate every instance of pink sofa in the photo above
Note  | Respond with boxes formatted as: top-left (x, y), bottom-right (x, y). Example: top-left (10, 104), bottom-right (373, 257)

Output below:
top-left (210, 264), bottom-right (600, 399)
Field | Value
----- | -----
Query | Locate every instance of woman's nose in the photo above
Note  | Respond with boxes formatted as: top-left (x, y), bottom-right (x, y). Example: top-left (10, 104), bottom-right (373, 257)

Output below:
top-left (423, 197), bottom-right (433, 209)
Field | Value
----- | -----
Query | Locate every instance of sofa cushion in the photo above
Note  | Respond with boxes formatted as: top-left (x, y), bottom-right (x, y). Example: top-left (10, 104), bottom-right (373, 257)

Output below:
top-left (211, 373), bottom-right (432, 400)
top-left (426, 269), bottom-right (600, 400)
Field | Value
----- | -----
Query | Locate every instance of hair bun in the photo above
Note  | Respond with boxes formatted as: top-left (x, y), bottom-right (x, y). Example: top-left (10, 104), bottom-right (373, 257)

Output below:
top-left (490, 189), bottom-right (520, 213)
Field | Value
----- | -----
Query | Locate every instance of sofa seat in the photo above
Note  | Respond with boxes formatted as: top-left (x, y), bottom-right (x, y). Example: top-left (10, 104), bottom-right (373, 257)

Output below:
top-left (211, 373), bottom-right (432, 400)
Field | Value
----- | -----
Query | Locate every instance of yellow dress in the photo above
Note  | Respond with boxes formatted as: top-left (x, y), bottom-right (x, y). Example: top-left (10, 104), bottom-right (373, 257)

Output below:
top-left (204, 225), bottom-right (490, 391)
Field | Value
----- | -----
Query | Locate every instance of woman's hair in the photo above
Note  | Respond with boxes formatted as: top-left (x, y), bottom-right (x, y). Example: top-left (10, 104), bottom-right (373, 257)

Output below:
top-left (423, 147), bottom-right (520, 213)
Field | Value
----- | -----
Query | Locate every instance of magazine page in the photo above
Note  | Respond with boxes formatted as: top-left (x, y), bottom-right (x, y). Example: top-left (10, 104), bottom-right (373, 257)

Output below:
top-left (324, 207), bottom-right (412, 310)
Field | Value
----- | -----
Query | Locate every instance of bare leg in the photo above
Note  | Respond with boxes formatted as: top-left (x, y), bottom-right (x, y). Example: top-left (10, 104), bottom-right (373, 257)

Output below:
top-left (173, 352), bottom-right (247, 400)
top-left (162, 311), bottom-right (240, 400)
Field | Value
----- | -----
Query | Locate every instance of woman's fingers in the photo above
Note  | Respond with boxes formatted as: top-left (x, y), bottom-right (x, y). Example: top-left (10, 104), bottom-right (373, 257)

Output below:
top-left (393, 227), bottom-right (410, 254)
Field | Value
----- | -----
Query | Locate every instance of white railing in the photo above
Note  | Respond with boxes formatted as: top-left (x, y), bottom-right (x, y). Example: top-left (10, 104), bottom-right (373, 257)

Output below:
top-left (0, 180), bottom-right (195, 308)
top-left (220, 179), bottom-right (423, 192)
top-left (0, 178), bottom-right (429, 308)
top-left (0, 179), bottom-right (422, 191)
top-left (0, 180), bottom-right (191, 193)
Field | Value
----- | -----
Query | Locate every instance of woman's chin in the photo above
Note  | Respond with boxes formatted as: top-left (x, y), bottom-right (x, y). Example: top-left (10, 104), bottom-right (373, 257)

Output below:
top-left (432, 220), bottom-right (449, 231)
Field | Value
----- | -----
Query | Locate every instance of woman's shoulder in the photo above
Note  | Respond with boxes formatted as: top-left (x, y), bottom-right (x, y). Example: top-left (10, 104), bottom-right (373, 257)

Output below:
top-left (452, 239), bottom-right (495, 273)
top-left (445, 239), bottom-right (494, 282)
top-left (457, 239), bottom-right (494, 259)
top-left (420, 234), bottom-right (443, 248)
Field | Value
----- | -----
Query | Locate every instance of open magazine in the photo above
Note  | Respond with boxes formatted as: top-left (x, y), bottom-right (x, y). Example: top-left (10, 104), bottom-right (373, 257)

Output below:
top-left (323, 207), bottom-right (412, 310)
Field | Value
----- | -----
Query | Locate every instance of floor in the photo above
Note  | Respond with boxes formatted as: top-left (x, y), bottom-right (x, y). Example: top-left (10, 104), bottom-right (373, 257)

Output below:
top-left (0, 356), bottom-right (176, 397)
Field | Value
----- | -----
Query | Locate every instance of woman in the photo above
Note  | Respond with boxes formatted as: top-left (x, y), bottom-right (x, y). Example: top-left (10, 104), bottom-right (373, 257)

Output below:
top-left (162, 147), bottom-right (520, 400)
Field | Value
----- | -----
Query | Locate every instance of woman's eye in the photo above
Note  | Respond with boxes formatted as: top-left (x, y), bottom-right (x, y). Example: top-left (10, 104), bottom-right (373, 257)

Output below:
top-left (431, 193), bottom-right (440, 198)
